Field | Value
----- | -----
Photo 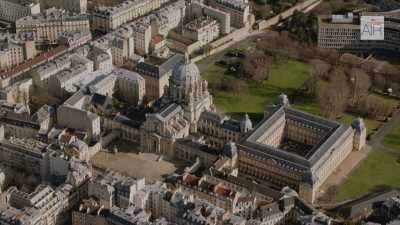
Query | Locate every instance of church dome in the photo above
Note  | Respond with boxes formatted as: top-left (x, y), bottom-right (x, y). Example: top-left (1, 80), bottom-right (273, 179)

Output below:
top-left (172, 54), bottom-right (200, 82)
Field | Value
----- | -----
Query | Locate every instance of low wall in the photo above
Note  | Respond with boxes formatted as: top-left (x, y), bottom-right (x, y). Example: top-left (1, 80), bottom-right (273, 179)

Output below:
top-left (192, 26), bottom-right (249, 62)
top-left (257, 0), bottom-right (322, 30)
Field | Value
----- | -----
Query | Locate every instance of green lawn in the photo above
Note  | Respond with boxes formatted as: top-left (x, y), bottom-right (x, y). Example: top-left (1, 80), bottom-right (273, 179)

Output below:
top-left (201, 60), bottom-right (310, 115)
top-left (336, 150), bottom-right (400, 202)
top-left (383, 125), bottom-right (400, 151)
top-left (201, 59), bottom-right (388, 135)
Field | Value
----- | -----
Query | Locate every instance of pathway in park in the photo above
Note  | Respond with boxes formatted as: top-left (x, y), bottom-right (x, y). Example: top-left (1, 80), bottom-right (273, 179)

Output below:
top-left (368, 111), bottom-right (400, 155)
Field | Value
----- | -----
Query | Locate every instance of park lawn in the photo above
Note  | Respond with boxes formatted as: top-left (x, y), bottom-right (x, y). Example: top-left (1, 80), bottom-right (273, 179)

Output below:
top-left (371, 93), bottom-right (400, 107)
top-left (336, 150), bottom-right (400, 202)
top-left (383, 125), bottom-right (400, 151)
top-left (202, 60), bottom-right (310, 114)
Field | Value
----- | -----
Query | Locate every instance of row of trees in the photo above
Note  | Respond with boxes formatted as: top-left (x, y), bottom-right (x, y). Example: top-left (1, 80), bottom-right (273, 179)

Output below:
top-left (306, 59), bottom-right (394, 120)
top-left (282, 11), bottom-right (318, 44)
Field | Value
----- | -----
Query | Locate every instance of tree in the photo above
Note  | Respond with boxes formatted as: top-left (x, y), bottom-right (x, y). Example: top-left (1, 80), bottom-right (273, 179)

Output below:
top-left (309, 59), bottom-right (331, 79)
top-left (373, 73), bottom-right (387, 91)
top-left (229, 80), bottom-right (248, 95)
top-left (241, 51), bottom-right (270, 81)
top-left (360, 95), bottom-right (392, 120)
top-left (317, 68), bottom-right (350, 119)
top-left (349, 68), bottom-right (371, 106)
top-left (283, 11), bottom-right (318, 43)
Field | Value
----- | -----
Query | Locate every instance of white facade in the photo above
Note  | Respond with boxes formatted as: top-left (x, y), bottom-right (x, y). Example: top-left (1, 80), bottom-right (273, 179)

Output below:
top-left (0, 0), bottom-right (40, 22)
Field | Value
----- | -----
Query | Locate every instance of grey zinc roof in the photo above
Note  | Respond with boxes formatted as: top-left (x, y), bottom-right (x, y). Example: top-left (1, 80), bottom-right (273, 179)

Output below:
top-left (239, 105), bottom-right (353, 171)
top-left (157, 103), bottom-right (182, 121)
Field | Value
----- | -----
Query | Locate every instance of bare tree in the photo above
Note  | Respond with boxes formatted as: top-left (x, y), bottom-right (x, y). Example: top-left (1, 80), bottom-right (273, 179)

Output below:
top-left (373, 73), bottom-right (387, 91)
top-left (317, 68), bottom-right (349, 119)
top-left (310, 59), bottom-right (331, 79)
top-left (229, 80), bottom-right (248, 95)
top-left (361, 95), bottom-right (392, 120)
top-left (350, 68), bottom-right (371, 106)
top-left (242, 51), bottom-right (270, 81)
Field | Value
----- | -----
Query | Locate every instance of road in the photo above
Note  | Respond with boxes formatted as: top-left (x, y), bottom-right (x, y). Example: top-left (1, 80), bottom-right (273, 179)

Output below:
top-left (368, 111), bottom-right (400, 155)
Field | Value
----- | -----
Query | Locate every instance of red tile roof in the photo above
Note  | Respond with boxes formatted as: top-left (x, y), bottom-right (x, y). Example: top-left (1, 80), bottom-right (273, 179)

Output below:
top-left (0, 45), bottom-right (67, 80)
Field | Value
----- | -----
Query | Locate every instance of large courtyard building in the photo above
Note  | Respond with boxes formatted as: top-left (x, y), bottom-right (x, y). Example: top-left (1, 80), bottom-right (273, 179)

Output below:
top-left (237, 96), bottom-right (367, 203)
top-left (318, 10), bottom-right (400, 53)
top-left (16, 8), bottom-right (90, 45)
top-left (0, 0), bottom-right (40, 22)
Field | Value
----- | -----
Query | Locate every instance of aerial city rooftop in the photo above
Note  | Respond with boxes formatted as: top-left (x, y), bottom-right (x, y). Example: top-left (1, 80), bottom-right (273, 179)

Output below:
top-left (0, 0), bottom-right (399, 225)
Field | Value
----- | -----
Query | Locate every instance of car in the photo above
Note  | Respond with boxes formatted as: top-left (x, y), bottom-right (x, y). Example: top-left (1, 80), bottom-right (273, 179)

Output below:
top-left (215, 60), bottom-right (227, 66)
top-left (225, 49), bottom-right (245, 58)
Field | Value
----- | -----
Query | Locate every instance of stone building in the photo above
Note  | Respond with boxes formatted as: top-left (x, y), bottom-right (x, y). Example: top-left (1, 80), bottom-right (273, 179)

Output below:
top-left (58, 31), bottom-right (92, 50)
top-left (40, 0), bottom-right (87, 13)
top-left (0, 136), bottom-right (48, 178)
top-left (183, 16), bottom-right (221, 47)
top-left (190, 1), bottom-right (231, 35)
top-left (0, 0), bottom-right (40, 22)
top-left (91, 0), bottom-right (169, 33)
top-left (141, 103), bottom-right (190, 156)
top-left (318, 10), bottom-right (400, 53)
top-left (164, 54), bottom-right (213, 133)
top-left (88, 172), bottom-right (145, 209)
top-left (0, 111), bottom-right (40, 139)
top-left (0, 33), bottom-right (37, 70)
top-left (206, 0), bottom-right (250, 28)
top-left (237, 95), bottom-right (367, 203)
top-left (112, 68), bottom-right (146, 105)
top-left (135, 53), bottom-right (183, 100)
top-left (198, 111), bottom-right (252, 149)
top-left (16, 8), bottom-right (90, 45)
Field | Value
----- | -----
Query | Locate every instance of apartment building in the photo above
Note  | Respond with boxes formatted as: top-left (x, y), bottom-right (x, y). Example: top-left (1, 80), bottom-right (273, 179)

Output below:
top-left (16, 8), bottom-right (90, 45)
top-left (207, 0), bottom-right (250, 28)
top-left (0, 33), bottom-right (37, 70)
top-left (0, 0), bottom-right (40, 22)
top-left (91, 0), bottom-right (170, 32)
top-left (318, 11), bottom-right (400, 53)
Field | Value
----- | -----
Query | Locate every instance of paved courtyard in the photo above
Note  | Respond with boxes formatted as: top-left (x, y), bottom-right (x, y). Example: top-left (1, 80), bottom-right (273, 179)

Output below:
top-left (91, 140), bottom-right (188, 182)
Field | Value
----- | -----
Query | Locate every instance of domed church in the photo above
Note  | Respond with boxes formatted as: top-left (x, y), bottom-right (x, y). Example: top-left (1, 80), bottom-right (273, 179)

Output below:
top-left (165, 53), bottom-right (214, 132)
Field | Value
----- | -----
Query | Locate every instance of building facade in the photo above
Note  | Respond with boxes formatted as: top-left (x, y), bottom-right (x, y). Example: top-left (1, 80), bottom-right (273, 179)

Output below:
top-left (0, 33), bottom-right (37, 70)
top-left (183, 16), bottom-right (221, 47)
top-left (237, 96), bottom-right (367, 203)
top-left (0, 0), bottom-right (40, 22)
top-left (40, 0), bottom-right (87, 13)
top-left (91, 0), bottom-right (169, 33)
top-left (16, 8), bottom-right (90, 45)
top-left (206, 0), bottom-right (250, 28)
top-left (318, 11), bottom-right (400, 53)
